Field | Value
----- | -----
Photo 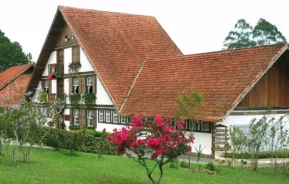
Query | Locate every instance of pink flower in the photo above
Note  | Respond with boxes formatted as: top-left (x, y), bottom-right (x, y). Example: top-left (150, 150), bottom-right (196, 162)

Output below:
top-left (103, 128), bottom-right (106, 134)
top-left (188, 146), bottom-right (192, 152)
top-left (176, 120), bottom-right (185, 128)
top-left (154, 116), bottom-right (164, 127)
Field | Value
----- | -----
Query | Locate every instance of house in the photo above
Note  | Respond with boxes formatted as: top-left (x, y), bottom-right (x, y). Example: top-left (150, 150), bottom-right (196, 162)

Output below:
top-left (0, 64), bottom-right (34, 105)
top-left (27, 6), bottom-right (181, 130)
top-left (28, 6), bottom-right (289, 158)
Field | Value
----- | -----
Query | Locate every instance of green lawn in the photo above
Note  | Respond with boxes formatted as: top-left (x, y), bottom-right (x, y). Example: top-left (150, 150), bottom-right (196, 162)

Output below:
top-left (0, 148), bottom-right (288, 184)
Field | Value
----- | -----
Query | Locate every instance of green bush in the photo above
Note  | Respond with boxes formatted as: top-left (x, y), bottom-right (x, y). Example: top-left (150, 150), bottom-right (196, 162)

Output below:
top-left (169, 158), bottom-right (180, 169)
top-left (206, 162), bottom-right (217, 171)
top-left (180, 161), bottom-right (190, 168)
top-left (69, 125), bottom-right (81, 130)
top-left (224, 150), bottom-right (289, 159)
top-left (42, 128), bottom-right (116, 155)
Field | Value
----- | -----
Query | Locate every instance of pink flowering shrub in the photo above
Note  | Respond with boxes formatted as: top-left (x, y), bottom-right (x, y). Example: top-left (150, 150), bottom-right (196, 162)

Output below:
top-left (107, 115), bottom-right (194, 184)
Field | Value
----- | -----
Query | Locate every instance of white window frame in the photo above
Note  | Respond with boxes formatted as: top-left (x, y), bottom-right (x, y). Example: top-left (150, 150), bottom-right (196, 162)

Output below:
top-left (73, 109), bottom-right (79, 125)
top-left (202, 122), bottom-right (210, 132)
top-left (73, 78), bottom-right (79, 94)
top-left (106, 111), bottom-right (111, 123)
top-left (99, 110), bottom-right (104, 122)
top-left (87, 110), bottom-right (93, 127)
top-left (44, 80), bottom-right (49, 93)
top-left (113, 111), bottom-right (118, 123)
top-left (87, 77), bottom-right (93, 93)
top-left (121, 116), bottom-right (126, 124)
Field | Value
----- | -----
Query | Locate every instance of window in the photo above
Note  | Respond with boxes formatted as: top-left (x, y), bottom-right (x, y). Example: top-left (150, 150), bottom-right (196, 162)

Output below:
top-left (73, 109), bottom-right (79, 125)
top-left (73, 78), bottom-right (79, 93)
top-left (113, 111), bottom-right (118, 123)
top-left (106, 111), bottom-right (111, 122)
top-left (44, 80), bottom-right (49, 93)
top-left (202, 122), bottom-right (210, 132)
top-left (121, 116), bottom-right (127, 124)
top-left (87, 77), bottom-right (93, 93)
top-left (87, 110), bottom-right (93, 127)
top-left (99, 110), bottom-right (104, 122)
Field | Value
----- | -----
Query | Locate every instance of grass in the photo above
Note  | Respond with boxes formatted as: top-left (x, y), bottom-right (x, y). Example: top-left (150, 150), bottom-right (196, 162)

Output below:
top-left (0, 147), bottom-right (288, 184)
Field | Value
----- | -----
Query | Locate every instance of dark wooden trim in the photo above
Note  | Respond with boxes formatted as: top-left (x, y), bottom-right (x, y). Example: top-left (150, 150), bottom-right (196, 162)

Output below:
top-left (53, 44), bottom-right (79, 51)
top-left (235, 106), bottom-right (289, 110)
top-left (41, 72), bottom-right (96, 79)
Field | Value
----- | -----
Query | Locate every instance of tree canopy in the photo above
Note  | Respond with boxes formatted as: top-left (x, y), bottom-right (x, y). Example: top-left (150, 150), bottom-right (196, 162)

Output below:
top-left (223, 18), bottom-right (286, 50)
top-left (0, 29), bottom-right (32, 72)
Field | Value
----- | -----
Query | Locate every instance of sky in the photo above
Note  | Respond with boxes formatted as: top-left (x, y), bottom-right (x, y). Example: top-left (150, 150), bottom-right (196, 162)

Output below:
top-left (1, 0), bottom-right (289, 61)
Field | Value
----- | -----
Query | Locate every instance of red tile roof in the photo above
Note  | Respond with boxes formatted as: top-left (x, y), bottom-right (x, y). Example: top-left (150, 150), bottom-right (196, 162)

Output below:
top-left (59, 6), bottom-right (182, 108)
top-left (0, 74), bottom-right (32, 105)
top-left (120, 44), bottom-right (287, 122)
top-left (0, 64), bottom-right (31, 90)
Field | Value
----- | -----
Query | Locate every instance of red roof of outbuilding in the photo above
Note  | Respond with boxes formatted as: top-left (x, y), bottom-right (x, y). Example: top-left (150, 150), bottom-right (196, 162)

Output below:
top-left (0, 64), bottom-right (31, 90)
top-left (120, 44), bottom-right (287, 122)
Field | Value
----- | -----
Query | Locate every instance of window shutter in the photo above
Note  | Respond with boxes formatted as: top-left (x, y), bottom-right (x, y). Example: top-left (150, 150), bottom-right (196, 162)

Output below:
top-left (92, 76), bottom-right (96, 94)
top-left (49, 80), bottom-right (52, 94)
top-left (93, 110), bottom-right (96, 128)
top-left (70, 108), bottom-right (74, 125)
top-left (69, 78), bottom-right (73, 93)
top-left (78, 77), bottom-right (82, 94)
top-left (81, 109), bottom-right (86, 127)
top-left (81, 77), bottom-right (86, 93)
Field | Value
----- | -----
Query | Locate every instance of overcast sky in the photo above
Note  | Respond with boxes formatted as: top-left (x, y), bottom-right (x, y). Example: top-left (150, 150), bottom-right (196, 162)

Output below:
top-left (1, 0), bottom-right (289, 61)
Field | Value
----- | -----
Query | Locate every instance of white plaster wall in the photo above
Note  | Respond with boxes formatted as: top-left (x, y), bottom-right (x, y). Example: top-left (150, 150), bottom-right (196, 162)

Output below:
top-left (215, 112), bottom-right (289, 158)
top-left (31, 81), bottom-right (43, 103)
top-left (64, 47), bottom-right (94, 74)
top-left (192, 132), bottom-right (212, 155)
top-left (42, 51), bottom-right (57, 76)
top-left (64, 48), bottom-right (72, 74)
top-left (96, 77), bottom-right (113, 105)
top-left (51, 79), bottom-right (57, 94)
top-left (79, 48), bottom-right (94, 72)
top-left (97, 123), bottom-right (126, 132)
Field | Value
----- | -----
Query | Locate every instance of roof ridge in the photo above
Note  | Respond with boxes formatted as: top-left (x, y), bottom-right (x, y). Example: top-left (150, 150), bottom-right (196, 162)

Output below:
top-left (145, 43), bottom-right (288, 63)
top-left (59, 5), bottom-right (155, 18)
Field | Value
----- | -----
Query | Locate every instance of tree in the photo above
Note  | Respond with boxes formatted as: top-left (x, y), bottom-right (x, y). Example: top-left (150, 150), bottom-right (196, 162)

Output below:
top-left (253, 18), bottom-right (287, 46)
top-left (0, 29), bottom-right (31, 72)
top-left (223, 19), bottom-right (256, 50)
top-left (175, 90), bottom-right (205, 167)
top-left (223, 18), bottom-right (286, 50)
top-left (107, 116), bottom-right (194, 184)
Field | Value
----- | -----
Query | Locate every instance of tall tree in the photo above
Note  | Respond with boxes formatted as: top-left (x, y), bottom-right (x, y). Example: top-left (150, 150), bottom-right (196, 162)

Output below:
top-left (223, 19), bottom-right (256, 50)
top-left (223, 18), bottom-right (287, 50)
top-left (253, 18), bottom-right (287, 46)
top-left (0, 29), bottom-right (31, 72)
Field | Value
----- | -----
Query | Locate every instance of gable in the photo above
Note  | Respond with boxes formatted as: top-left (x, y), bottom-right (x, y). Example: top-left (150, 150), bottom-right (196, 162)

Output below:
top-left (28, 6), bottom-right (183, 109)
top-left (238, 50), bottom-right (289, 108)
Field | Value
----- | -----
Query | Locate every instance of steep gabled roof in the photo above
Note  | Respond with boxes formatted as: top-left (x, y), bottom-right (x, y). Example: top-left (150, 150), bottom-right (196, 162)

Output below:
top-left (120, 44), bottom-right (288, 122)
top-left (28, 6), bottom-right (182, 108)
top-left (0, 64), bottom-right (32, 90)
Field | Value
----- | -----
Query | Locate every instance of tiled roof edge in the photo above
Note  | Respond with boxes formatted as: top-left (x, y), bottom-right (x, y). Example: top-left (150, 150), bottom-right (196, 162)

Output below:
top-left (220, 43), bottom-right (288, 122)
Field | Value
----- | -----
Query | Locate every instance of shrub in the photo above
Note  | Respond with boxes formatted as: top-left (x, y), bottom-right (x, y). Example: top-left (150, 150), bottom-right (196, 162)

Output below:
top-left (224, 150), bottom-right (289, 159)
top-left (180, 161), bottom-right (190, 168)
top-left (169, 158), bottom-right (180, 169)
top-left (206, 162), bottom-right (217, 171)
top-left (107, 116), bottom-right (194, 184)
top-left (69, 125), bottom-right (81, 130)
